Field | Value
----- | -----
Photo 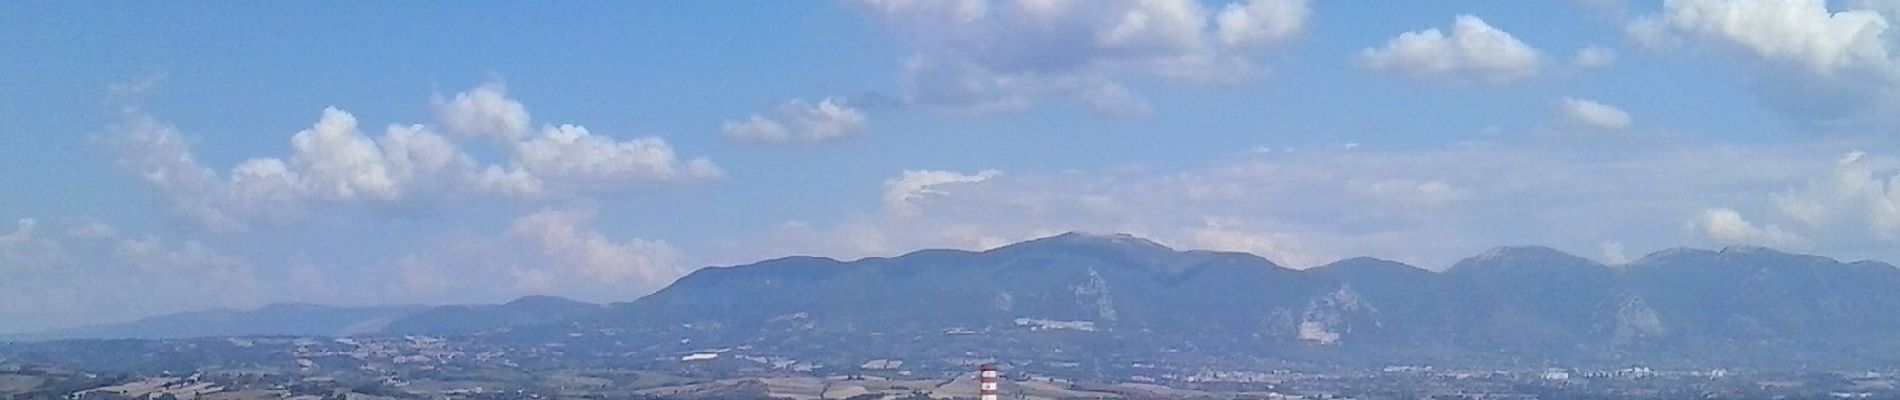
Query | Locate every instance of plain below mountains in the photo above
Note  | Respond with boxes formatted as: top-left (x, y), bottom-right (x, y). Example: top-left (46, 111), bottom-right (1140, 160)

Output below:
top-left (11, 232), bottom-right (1900, 367)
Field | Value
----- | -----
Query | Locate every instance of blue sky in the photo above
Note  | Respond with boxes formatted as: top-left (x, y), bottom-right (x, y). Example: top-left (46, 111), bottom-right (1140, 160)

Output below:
top-left (5, 0), bottom-right (1900, 333)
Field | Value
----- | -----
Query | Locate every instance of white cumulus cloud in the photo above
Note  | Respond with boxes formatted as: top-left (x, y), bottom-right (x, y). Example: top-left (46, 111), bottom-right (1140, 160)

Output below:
top-left (1688, 150), bottom-right (1900, 259)
top-left (1630, 0), bottom-right (1900, 126)
top-left (107, 112), bottom-right (253, 232)
top-left (1638, 0), bottom-right (1891, 76)
top-left (288, 108), bottom-right (405, 202)
top-left (1767, 151), bottom-right (1900, 241)
top-left (1688, 208), bottom-right (1813, 250)
top-left (1600, 240), bottom-right (1630, 264)
top-left (516, 124), bottom-right (724, 191)
top-left (509, 207), bottom-right (686, 294)
top-left (1554, 97), bottom-right (1634, 132)
top-left (848, 0), bottom-right (1310, 113)
top-left (111, 108), bottom-right (496, 230)
top-left (723, 98), bottom-right (868, 144)
top-left (108, 83), bottom-right (722, 231)
top-left (432, 81), bottom-right (531, 141)
top-left (357, 206), bottom-right (694, 304)
top-left (884, 169), bottom-right (1002, 216)
top-left (1216, 0), bottom-right (1311, 49)
top-left (1358, 15), bottom-right (1546, 85)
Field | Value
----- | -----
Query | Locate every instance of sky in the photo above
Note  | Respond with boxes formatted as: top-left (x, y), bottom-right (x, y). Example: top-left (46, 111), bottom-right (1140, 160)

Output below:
top-left (4, 0), bottom-right (1900, 333)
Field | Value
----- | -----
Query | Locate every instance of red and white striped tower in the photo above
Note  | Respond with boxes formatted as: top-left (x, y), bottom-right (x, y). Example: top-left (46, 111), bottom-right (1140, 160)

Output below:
top-left (979, 363), bottom-right (999, 400)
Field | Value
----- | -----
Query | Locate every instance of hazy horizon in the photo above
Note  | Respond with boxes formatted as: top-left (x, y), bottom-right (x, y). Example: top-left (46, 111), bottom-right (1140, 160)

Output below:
top-left (7, 1), bottom-right (1900, 334)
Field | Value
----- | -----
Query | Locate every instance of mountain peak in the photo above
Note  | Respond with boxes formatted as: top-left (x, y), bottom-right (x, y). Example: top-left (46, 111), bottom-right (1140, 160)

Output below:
top-left (1716, 245), bottom-right (1844, 266)
top-left (1053, 231), bottom-right (1173, 249)
top-left (1311, 257), bottom-right (1433, 280)
top-left (1719, 244), bottom-right (1783, 255)
top-left (994, 231), bottom-right (1176, 253)
top-left (254, 302), bottom-right (335, 313)
top-left (1629, 247), bottom-right (1717, 265)
top-left (1472, 245), bottom-right (1568, 261)
top-left (1644, 246), bottom-right (1714, 258)
top-left (1450, 245), bottom-right (1606, 274)
top-left (1315, 257), bottom-right (1424, 273)
top-left (1629, 246), bottom-right (1853, 273)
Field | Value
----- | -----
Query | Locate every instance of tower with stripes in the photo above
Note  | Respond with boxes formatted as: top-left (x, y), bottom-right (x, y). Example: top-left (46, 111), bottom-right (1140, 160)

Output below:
top-left (978, 363), bottom-right (999, 400)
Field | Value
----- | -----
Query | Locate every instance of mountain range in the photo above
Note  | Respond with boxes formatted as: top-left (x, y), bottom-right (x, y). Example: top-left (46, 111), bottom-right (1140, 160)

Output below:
top-left (12, 232), bottom-right (1900, 368)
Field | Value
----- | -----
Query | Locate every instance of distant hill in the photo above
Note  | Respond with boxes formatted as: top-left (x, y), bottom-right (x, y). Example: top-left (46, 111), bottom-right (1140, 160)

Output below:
top-left (381, 295), bottom-right (604, 335)
top-left (1444, 246), bottom-right (1624, 352)
top-left (617, 232), bottom-right (1321, 343)
top-left (2, 295), bottom-right (605, 342)
top-left (1, 303), bottom-right (427, 342)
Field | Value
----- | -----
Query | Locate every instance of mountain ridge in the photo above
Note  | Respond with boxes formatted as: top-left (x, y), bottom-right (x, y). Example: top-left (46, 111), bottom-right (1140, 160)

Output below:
top-left (595, 232), bottom-right (1900, 367)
